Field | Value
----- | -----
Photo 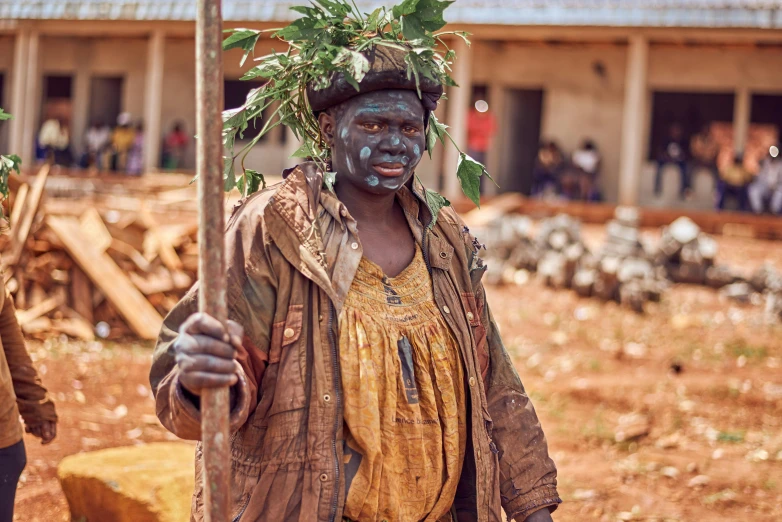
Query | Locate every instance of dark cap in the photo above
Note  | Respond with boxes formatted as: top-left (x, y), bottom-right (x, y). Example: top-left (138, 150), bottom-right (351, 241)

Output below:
top-left (306, 45), bottom-right (444, 113)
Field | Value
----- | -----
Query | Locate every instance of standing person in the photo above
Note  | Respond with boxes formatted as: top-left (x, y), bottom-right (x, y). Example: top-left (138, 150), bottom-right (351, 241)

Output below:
top-left (716, 152), bottom-right (754, 211)
top-left (571, 139), bottom-right (602, 201)
top-left (110, 113), bottom-right (136, 172)
top-left (162, 122), bottom-right (189, 170)
top-left (150, 3), bottom-right (560, 521)
top-left (532, 141), bottom-right (565, 197)
top-left (654, 123), bottom-right (689, 199)
top-left (748, 146), bottom-right (782, 214)
top-left (467, 97), bottom-right (496, 192)
top-left (1, 276), bottom-right (58, 521)
top-left (37, 117), bottom-right (71, 166)
top-left (126, 122), bottom-right (145, 176)
top-left (81, 119), bottom-right (111, 169)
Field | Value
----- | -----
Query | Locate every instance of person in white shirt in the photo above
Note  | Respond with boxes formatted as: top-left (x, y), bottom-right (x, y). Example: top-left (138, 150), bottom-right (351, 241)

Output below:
top-left (81, 120), bottom-right (111, 169)
top-left (571, 139), bottom-right (602, 200)
top-left (748, 147), bottom-right (782, 214)
top-left (38, 117), bottom-right (71, 165)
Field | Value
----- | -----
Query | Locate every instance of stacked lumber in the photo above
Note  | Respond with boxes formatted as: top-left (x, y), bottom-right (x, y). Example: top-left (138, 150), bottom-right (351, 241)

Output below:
top-left (0, 167), bottom-right (203, 341)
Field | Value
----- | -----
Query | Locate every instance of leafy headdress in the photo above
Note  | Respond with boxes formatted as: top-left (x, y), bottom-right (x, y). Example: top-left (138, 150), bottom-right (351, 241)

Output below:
top-left (221, 0), bottom-right (491, 207)
top-left (0, 109), bottom-right (22, 222)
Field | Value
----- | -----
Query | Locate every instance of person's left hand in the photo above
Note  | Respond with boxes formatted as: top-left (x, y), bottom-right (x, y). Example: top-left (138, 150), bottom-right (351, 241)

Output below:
top-left (25, 420), bottom-right (57, 445)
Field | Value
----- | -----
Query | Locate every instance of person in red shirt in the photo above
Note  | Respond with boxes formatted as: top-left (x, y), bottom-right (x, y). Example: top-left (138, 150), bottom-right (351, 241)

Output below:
top-left (162, 122), bottom-right (189, 170)
top-left (467, 98), bottom-right (497, 169)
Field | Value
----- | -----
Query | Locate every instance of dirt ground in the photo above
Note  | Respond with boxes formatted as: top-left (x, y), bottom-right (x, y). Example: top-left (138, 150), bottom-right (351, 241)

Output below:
top-left (13, 225), bottom-right (782, 522)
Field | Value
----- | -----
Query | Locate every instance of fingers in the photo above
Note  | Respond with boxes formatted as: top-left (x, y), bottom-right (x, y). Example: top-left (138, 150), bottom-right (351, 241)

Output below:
top-left (175, 353), bottom-right (238, 374)
top-left (176, 333), bottom-right (236, 359)
top-left (41, 423), bottom-right (57, 445)
top-left (179, 371), bottom-right (239, 393)
top-left (226, 320), bottom-right (245, 351)
top-left (180, 312), bottom-right (230, 343)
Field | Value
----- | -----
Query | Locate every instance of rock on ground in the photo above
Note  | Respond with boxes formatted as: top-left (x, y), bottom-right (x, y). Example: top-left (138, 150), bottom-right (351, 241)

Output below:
top-left (58, 442), bottom-right (195, 522)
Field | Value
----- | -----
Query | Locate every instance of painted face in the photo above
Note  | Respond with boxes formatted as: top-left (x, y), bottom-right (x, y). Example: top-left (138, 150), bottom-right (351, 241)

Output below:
top-left (327, 90), bottom-right (426, 194)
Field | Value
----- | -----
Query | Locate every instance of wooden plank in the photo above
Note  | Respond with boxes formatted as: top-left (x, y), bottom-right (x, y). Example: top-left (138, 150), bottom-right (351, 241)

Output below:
top-left (8, 183), bottom-right (29, 232)
top-left (15, 293), bottom-right (65, 326)
top-left (46, 215), bottom-right (163, 340)
top-left (108, 238), bottom-right (152, 272)
top-left (71, 266), bottom-right (94, 324)
top-left (2, 165), bottom-right (50, 268)
top-left (79, 208), bottom-right (113, 253)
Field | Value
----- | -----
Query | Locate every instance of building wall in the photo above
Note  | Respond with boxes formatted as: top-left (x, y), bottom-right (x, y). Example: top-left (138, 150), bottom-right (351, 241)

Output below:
top-left (0, 35), bottom-right (14, 152)
top-left (473, 42), bottom-right (628, 202)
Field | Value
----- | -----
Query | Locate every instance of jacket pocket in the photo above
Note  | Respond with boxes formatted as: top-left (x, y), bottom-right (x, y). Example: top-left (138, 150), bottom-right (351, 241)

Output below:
top-left (461, 292), bottom-right (489, 382)
top-left (267, 305), bottom-right (306, 416)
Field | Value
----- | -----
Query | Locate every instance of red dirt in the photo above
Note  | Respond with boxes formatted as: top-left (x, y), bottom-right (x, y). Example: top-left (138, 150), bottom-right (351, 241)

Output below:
top-left (13, 226), bottom-right (782, 522)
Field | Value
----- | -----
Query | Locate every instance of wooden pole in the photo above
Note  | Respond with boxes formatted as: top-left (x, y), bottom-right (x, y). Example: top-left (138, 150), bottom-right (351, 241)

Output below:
top-left (195, 0), bottom-right (229, 520)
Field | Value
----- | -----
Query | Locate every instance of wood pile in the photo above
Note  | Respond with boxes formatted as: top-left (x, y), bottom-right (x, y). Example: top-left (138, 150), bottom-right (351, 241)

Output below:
top-left (0, 166), bottom-right (206, 341)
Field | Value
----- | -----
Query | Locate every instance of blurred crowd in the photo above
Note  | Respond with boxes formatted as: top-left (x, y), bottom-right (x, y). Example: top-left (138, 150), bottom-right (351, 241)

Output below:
top-left (654, 122), bottom-right (782, 215)
top-left (36, 113), bottom-right (189, 174)
top-left (531, 139), bottom-right (603, 202)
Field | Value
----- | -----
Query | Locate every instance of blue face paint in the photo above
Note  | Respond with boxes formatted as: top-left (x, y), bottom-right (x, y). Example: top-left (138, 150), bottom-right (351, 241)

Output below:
top-left (413, 144), bottom-right (421, 157)
top-left (360, 147), bottom-right (371, 161)
top-left (390, 136), bottom-right (400, 146)
top-left (366, 175), bottom-right (379, 187)
top-left (401, 156), bottom-right (410, 165)
top-left (340, 128), bottom-right (348, 140)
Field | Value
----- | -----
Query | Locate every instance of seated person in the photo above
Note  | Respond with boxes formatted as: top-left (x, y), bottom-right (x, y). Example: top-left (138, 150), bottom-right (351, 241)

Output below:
top-left (716, 153), bottom-right (754, 211)
top-left (532, 141), bottom-right (564, 197)
top-left (748, 147), bottom-right (782, 214)
top-left (689, 124), bottom-right (719, 180)
top-left (655, 123), bottom-right (689, 199)
top-left (570, 139), bottom-right (601, 201)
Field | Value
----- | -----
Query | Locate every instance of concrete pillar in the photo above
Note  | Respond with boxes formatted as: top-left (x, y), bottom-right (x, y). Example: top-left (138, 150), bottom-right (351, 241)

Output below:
top-left (617, 35), bottom-right (649, 206)
top-left (9, 30), bottom-right (30, 157)
top-left (143, 29), bottom-right (165, 173)
top-left (485, 82), bottom-right (505, 197)
top-left (20, 31), bottom-right (40, 169)
top-left (733, 87), bottom-right (751, 154)
top-left (71, 39), bottom-right (92, 159)
top-left (442, 37), bottom-right (473, 200)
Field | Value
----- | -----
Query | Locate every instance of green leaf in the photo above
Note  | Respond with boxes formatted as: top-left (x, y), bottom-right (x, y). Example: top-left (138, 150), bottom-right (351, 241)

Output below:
top-left (223, 156), bottom-right (237, 192)
top-left (392, 0), bottom-right (419, 18)
top-left (423, 186), bottom-right (450, 228)
top-left (333, 48), bottom-right (370, 91)
top-left (456, 152), bottom-right (484, 207)
top-left (291, 141), bottom-right (314, 159)
top-left (222, 28), bottom-right (261, 66)
top-left (237, 168), bottom-right (265, 196)
top-left (323, 171), bottom-right (337, 191)
top-left (0, 108), bottom-right (13, 121)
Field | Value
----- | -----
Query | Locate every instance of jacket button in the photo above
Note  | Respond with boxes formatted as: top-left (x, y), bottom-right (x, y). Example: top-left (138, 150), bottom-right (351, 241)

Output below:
top-left (319, 314), bottom-right (323, 322)
top-left (443, 306), bottom-right (450, 314)
top-left (323, 394), bottom-right (331, 402)
top-left (284, 328), bottom-right (295, 339)
top-left (319, 473), bottom-right (328, 482)
top-left (469, 377), bottom-right (476, 387)
top-left (351, 242), bottom-right (359, 250)
top-left (466, 312), bottom-right (474, 321)
top-left (439, 251), bottom-right (447, 259)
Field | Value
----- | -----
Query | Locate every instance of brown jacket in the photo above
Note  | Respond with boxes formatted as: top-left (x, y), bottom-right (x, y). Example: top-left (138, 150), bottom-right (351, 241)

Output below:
top-left (150, 164), bottom-right (560, 522)
top-left (0, 276), bottom-right (57, 449)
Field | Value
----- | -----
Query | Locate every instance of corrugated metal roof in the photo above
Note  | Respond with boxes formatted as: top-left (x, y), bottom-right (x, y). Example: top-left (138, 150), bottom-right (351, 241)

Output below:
top-left (1, 0), bottom-right (782, 28)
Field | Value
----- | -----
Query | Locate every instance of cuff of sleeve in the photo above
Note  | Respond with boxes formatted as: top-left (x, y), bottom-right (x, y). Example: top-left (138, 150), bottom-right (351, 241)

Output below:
top-left (170, 368), bottom-right (251, 434)
top-left (506, 485), bottom-right (562, 522)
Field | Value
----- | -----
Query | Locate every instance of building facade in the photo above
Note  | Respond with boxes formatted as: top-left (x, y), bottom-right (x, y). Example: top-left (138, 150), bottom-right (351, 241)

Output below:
top-left (1, 0), bottom-right (782, 208)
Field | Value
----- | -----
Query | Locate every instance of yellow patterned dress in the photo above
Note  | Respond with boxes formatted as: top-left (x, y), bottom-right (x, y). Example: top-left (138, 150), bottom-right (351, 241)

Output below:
top-left (339, 245), bottom-right (467, 522)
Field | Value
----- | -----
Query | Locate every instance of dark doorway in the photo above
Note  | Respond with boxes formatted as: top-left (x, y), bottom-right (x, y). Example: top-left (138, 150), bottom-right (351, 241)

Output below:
top-left (648, 91), bottom-right (734, 160)
top-left (44, 75), bottom-right (73, 99)
top-left (89, 76), bottom-right (124, 127)
top-left (502, 88), bottom-right (544, 194)
top-left (751, 94), bottom-right (782, 130)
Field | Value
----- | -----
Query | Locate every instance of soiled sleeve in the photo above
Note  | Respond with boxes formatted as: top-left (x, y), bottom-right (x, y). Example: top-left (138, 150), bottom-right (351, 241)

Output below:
top-left (0, 288), bottom-right (57, 427)
top-left (149, 202), bottom-right (277, 440)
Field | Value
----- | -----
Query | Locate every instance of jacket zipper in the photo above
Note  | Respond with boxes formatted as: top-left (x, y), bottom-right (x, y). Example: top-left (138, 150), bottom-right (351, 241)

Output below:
top-left (327, 301), bottom-right (342, 522)
top-left (232, 497), bottom-right (250, 522)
